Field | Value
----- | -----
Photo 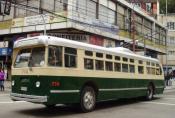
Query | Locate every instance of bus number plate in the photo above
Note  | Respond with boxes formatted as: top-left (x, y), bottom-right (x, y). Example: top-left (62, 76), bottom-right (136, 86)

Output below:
top-left (21, 87), bottom-right (27, 91)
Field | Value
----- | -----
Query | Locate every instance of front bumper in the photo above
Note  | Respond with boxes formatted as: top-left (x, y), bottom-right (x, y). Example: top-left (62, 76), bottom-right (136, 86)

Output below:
top-left (10, 93), bottom-right (47, 103)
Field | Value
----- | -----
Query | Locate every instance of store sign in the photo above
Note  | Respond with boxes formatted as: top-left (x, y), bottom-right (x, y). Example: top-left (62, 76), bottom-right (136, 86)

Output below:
top-left (24, 15), bottom-right (50, 26)
top-left (49, 12), bottom-right (67, 23)
top-left (11, 18), bottom-right (24, 27)
top-left (89, 36), bottom-right (104, 46)
top-left (48, 33), bottom-right (89, 42)
top-left (0, 48), bottom-right (12, 56)
top-left (0, 20), bottom-right (12, 29)
top-left (127, 0), bottom-right (157, 3)
top-left (0, 41), bottom-right (8, 48)
top-left (71, 16), bottom-right (119, 34)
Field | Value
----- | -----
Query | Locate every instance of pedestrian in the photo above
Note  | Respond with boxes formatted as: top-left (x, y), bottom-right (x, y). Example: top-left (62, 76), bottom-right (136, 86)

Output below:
top-left (0, 69), bottom-right (5, 91)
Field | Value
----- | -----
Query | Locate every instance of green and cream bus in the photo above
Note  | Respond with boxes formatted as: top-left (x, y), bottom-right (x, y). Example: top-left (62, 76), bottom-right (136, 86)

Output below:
top-left (11, 36), bottom-right (164, 112)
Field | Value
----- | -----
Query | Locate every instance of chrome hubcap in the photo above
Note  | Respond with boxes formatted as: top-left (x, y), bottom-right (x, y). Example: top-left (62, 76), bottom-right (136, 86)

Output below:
top-left (83, 91), bottom-right (95, 110)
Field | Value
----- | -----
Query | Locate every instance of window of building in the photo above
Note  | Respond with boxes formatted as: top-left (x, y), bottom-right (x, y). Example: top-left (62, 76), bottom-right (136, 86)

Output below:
top-left (129, 65), bottom-right (135, 73)
top-left (87, 0), bottom-right (97, 19)
top-left (84, 58), bottom-right (94, 70)
top-left (117, 4), bottom-right (125, 29)
top-left (55, 0), bottom-right (68, 12)
top-left (105, 61), bottom-right (113, 71)
top-left (167, 22), bottom-right (175, 30)
top-left (114, 62), bottom-right (121, 72)
top-left (48, 46), bottom-right (62, 67)
top-left (85, 50), bottom-right (93, 56)
top-left (96, 60), bottom-right (104, 70)
top-left (64, 47), bottom-right (77, 68)
top-left (122, 64), bottom-right (128, 72)
top-left (138, 66), bottom-right (144, 74)
top-left (99, 4), bottom-right (108, 23)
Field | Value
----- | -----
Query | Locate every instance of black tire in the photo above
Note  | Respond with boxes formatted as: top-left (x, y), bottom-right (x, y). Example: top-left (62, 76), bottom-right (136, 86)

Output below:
top-left (80, 86), bottom-right (96, 112)
top-left (146, 85), bottom-right (154, 100)
top-left (44, 104), bottom-right (56, 108)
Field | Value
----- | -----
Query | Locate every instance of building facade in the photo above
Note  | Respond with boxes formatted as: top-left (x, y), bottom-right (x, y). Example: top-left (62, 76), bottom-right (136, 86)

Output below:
top-left (158, 14), bottom-right (175, 73)
top-left (126, 0), bottom-right (159, 19)
top-left (0, 0), bottom-right (166, 79)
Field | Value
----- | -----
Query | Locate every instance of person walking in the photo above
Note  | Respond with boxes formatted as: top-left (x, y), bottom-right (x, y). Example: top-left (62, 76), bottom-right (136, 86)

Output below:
top-left (0, 69), bottom-right (5, 91)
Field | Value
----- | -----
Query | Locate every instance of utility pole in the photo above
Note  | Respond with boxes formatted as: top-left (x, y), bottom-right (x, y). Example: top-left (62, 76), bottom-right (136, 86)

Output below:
top-left (131, 8), bottom-right (135, 53)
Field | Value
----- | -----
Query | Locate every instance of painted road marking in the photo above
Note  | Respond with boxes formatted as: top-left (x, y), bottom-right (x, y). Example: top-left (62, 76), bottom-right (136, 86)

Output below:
top-left (144, 101), bottom-right (175, 106)
top-left (0, 94), bottom-right (9, 96)
top-left (0, 101), bottom-right (26, 104)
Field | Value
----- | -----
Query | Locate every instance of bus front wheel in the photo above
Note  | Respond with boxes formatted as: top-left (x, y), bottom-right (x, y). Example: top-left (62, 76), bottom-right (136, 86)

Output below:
top-left (146, 85), bottom-right (154, 100)
top-left (80, 86), bottom-right (96, 112)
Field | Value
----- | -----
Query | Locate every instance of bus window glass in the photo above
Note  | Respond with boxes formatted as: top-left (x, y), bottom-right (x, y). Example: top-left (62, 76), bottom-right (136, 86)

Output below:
top-left (85, 51), bottom-right (93, 56)
top-left (48, 46), bottom-right (62, 67)
top-left (64, 47), bottom-right (77, 68)
top-left (30, 47), bottom-right (45, 67)
top-left (151, 68), bottom-right (156, 75)
top-left (139, 60), bottom-right (143, 64)
top-left (130, 59), bottom-right (134, 63)
top-left (129, 65), bottom-right (135, 73)
top-left (138, 66), bottom-right (144, 74)
top-left (115, 56), bottom-right (120, 61)
top-left (95, 60), bottom-right (104, 70)
top-left (156, 68), bottom-right (160, 75)
top-left (84, 58), bottom-right (94, 70)
top-left (105, 61), bottom-right (113, 71)
top-left (96, 53), bottom-right (103, 58)
top-left (147, 67), bottom-right (151, 74)
top-left (14, 49), bottom-right (31, 68)
top-left (114, 62), bottom-right (121, 72)
top-left (123, 57), bottom-right (128, 62)
top-left (122, 64), bottom-right (128, 72)
top-left (106, 54), bottom-right (112, 59)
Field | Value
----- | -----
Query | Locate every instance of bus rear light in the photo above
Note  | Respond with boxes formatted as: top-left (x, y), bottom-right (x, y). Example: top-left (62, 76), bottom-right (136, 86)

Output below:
top-left (51, 81), bottom-right (60, 87)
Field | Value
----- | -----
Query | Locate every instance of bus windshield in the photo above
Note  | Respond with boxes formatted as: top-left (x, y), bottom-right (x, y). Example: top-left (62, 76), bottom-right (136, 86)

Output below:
top-left (14, 47), bottom-right (45, 68)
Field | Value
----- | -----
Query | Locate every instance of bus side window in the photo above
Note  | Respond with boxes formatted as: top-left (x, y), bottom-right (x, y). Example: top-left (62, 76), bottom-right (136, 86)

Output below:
top-left (64, 47), bottom-right (77, 68)
top-left (84, 58), bottom-right (94, 70)
top-left (138, 66), bottom-right (144, 74)
top-left (48, 46), bottom-right (62, 67)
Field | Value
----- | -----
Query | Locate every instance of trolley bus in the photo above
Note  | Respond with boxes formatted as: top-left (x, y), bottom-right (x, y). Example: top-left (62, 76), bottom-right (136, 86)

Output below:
top-left (11, 36), bottom-right (164, 112)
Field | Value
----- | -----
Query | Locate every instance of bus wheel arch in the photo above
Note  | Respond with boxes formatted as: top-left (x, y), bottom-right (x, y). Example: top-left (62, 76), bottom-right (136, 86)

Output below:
top-left (80, 81), bottom-right (98, 112)
top-left (81, 81), bottom-right (99, 97)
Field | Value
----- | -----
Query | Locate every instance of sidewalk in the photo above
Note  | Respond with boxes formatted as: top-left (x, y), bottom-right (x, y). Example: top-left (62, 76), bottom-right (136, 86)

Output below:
top-left (0, 80), bottom-right (11, 93)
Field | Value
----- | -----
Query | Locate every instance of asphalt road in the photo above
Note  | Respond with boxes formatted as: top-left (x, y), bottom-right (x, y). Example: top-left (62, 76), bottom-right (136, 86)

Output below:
top-left (0, 89), bottom-right (175, 118)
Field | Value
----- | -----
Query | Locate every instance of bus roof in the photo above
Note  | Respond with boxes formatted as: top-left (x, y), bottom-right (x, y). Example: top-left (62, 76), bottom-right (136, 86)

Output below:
top-left (14, 35), bottom-right (159, 63)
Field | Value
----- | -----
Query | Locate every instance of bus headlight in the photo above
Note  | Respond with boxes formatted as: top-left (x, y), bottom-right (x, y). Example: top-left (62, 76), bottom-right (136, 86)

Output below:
top-left (12, 80), bottom-right (15, 86)
top-left (36, 81), bottom-right (40, 88)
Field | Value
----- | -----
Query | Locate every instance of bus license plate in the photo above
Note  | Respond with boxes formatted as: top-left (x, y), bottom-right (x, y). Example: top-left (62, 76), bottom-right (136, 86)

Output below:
top-left (21, 87), bottom-right (27, 91)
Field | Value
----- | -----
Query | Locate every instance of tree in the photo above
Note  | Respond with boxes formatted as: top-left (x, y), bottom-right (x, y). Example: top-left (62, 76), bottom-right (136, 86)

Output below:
top-left (160, 0), bottom-right (175, 14)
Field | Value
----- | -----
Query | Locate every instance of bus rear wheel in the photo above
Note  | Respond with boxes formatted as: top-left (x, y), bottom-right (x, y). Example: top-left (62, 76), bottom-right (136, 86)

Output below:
top-left (146, 85), bottom-right (154, 100)
top-left (80, 86), bottom-right (96, 112)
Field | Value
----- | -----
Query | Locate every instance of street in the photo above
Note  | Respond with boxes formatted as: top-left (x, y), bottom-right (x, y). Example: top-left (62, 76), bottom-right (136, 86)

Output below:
top-left (0, 88), bottom-right (174, 118)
